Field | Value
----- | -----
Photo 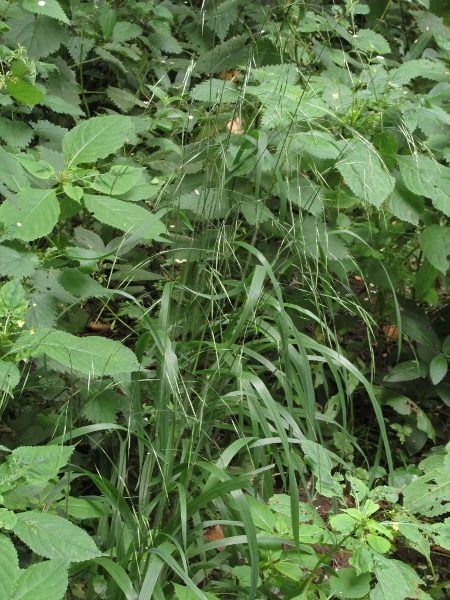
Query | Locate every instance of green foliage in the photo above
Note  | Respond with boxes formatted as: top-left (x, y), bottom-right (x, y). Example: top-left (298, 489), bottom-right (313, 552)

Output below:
top-left (0, 0), bottom-right (449, 598)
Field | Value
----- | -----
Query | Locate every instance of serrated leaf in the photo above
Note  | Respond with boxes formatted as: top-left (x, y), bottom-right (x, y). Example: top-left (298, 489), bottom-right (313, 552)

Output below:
top-left (5, 14), bottom-right (66, 60)
top-left (5, 79), bottom-right (43, 105)
top-left (398, 154), bottom-right (450, 216)
top-left (84, 194), bottom-right (167, 241)
top-left (2, 445), bottom-right (75, 486)
top-left (40, 95), bottom-right (84, 116)
top-left (0, 188), bottom-right (59, 242)
top-left (353, 29), bottom-right (390, 55)
top-left (430, 355), bottom-right (448, 385)
top-left (12, 558), bottom-right (68, 600)
top-left (65, 36), bottom-right (95, 63)
top-left (0, 246), bottom-right (38, 277)
top-left (337, 140), bottom-right (394, 207)
top-left (13, 329), bottom-right (139, 376)
top-left (0, 119), bottom-right (34, 148)
top-left (0, 533), bottom-right (19, 600)
top-left (0, 360), bottom-right (20, 395)
top-left (386, 177), bottom-right (423, 225)
top-left (0, 147), bottom-right (28, 192)
top-left (14, 512), bottom-right (101, 561)
top-left (63, 116), bottom-right (133, 168)
top-left (191, 79), bottom-right (239, 103)
top-left (112, 21), bottom-right (143, 43)
top-left (384, 361), bottom-right (428, 382)
top-left (106, 86), bottom-right (137, 112)
top-left (81, 389), bottom-right (127, 423)
top-left (22, 0), bottom-right (69, 24)
top-left (419, 225), bottom-right (450, 274)
top-left (286, 130), bottom-right (342, 160)
top-left (148, 31), bottom-right (183, 54)
top-left (0, 279), bottom-right (28, 318)
top-left (194, 35), bottom-right (250, 74)
top-left (205, 0), bottom-right (239, 41)
top-left (389, 59), bottom-right (447, 85)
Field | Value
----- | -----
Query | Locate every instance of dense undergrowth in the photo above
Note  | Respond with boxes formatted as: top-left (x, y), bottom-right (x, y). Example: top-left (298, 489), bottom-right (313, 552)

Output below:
top-left (0, 0), bottom-right (450, 598)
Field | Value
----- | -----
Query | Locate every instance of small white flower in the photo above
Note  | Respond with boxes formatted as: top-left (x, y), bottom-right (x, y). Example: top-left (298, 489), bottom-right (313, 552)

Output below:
top-left (17, 222), bottom-right (22, 227)
top-left (195, 189), bottom-right (200, 196)
top-left (376, 55), bottom-right (385, 60)
top-left (38, 1), bottom-right (46, 5)
top-left (188, 115), bottom-right (194, 120)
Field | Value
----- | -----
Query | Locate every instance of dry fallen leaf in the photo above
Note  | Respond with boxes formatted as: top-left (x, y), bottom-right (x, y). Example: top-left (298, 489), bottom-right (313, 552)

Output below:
top-left (88, 321), bottom-right (112, 333)
top-left (226, 117), bottom-right (243, 134)
top-left (204, 525), bottom-right (226, 551)
top-left (382, 324), bottom-right (398, 341)
top-left (218, 69), bottom-right (240, 81)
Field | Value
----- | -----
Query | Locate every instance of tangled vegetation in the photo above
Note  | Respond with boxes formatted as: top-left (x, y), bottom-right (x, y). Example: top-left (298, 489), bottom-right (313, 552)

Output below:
top-left (0, 0), bottom-right (450, 598)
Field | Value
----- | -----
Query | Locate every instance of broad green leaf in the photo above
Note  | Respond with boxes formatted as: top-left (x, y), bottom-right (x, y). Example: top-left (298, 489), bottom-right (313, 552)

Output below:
top-left (13, 329), bottom-right (140, 376)
top-left (22, 0), bottom-right (69, 24)
top-left (0, 360), bottom-right (20, 395)
top-left (194, 35), bottom-right (249, 74)
top-left (286, 130), bottom-right (342, 160)
top-left (398, 154), bottom-right (450, 216)
top-left (372, 558), bottom-right (428, 600)
top-left (366, 533), bottom-right (391, 553)
top-left (0, 533), bottom-right (19, 600)
top-left (353, 29), bottom-right (390, 54)
top-left (84, 194), bottom-right (167, 241)
top-left (0, 278), bottom-right (28, 318)
top-left (5, 14), bottom-right (66, 60)
top-left (0, 445), bottom-right (74, 487)
top-left (54, 496), bottom-right (111, 519)
top-left (173, 582), bottom-right (219, 600)
top-left (40, 95), bottom-right (84, 117)
top-left (5, 80), bottom-right (43, 105)
top-left (63, 116), bottom-right (133, 169)
top-left (0, 119), bottom-right (34, 148)
top-left (14, 154), bottom-right (55, 179)
top-left (386, 178), bottom-right (423, 225)
top-left (0, 188), bottom-right (59, 241)
top-left (12, 559), bottom-right (68, 600)
top-left (402, 315), bottom-right (439, 349)
top-left (81, 389), bottom-right (128, 423)
top-left (112, 21), bottom-right (143, 43)
top-left (57, 269), bottom-right (110, 299)
top-left (430, 355), bottom-right (448, 385)
top-left (337, 140), bottom-right (394, 208)
top-left (384, 361), bottom-right (427, 382)
top-left (14, 511), bottom-right (102, 561)
top-left (106, 86), bottom-right (138, 112)
top-left (191, 79), bottom-right (239, 103)
top-left (300, 440), bottom-right (342, 497)
top-left (419, 225), bottom-right (450, 273)
top-left (329, 567), bottom-right (371, 599)
top-left (91, 165), bottom-right (143, 195)
top-left (0, 147), bottom-right (27, 192)
top-left (273, 561), bottom-right (302, 580)
top-left (389, 59), bottom-right (447, 85)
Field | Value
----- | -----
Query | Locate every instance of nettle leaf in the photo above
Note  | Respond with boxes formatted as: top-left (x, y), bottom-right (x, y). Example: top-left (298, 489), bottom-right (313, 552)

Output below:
top-left (205, 0), bottom-right (240, 41)
top-left (386, 176), bottom-right (424, 225)
top-left (5, 14), bottom-right (66, 60)
top-left (0, 246), bottom-right (38, 278)
top-left (194, 35), bottom-right (249, 74)
top-left (353, 29), bottom-right (390, 55)
top-left (112, 21), bottom-right (143, 43)
top-left (41, 95), bottom-right (84, 117)
top-left (14, 511), bottom-right (101, 561)
top-left (0, 360), bottom-right (20, 395)
top-left (0, 147), bottom-right (28, 192)
top-left (286, 131), bottom-right (342, 160)
top-left (337, 140), bottom-right (394, 208)
top-left (12, 558), bottom-right (69, 600)
top-left (329, 567), bottom-right (371, 599)
top-left (399, 154), bottom-right (450, 216)
top-left (84, 194), bottom-right (167, 241)
top-left (389, 59), bottom-right (447, 85)
top-left (5, 79), bottom-right (43, 105)
top-left (2, 445), bottom-right (75, 486)
top-left (0, 119), bottom-right (34, 148)
top-left (0, 533), bottom-right (19, 600)
top-left (14, 154), bottom-right (55, 179)
top-left (65, 36), bottom-right (95, 63)
top-left (148, 31), bottom-right (183, 54)
top-left (63, 116), bottom-right (133, 169)
top-left (91, 165), bottom-right (144, 195)
top-left (22, 0), bottom-right (69, 24)
top-left (0, 188), bottom-right (59, 242)
top-left (0, 278), bottom-right (28, 318)
top-left (13, 329), bottom-right (140, 376)
top-left (419, 225), bottom-right (450, 273)
top-left (300, 440), bottom-right (342, 497)
top-left (403, 452), bottom-right (450, 517)
top-left (106, 86), bottom-right (138, 112)
top-left (191, 79), bottom-right (239, 103)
